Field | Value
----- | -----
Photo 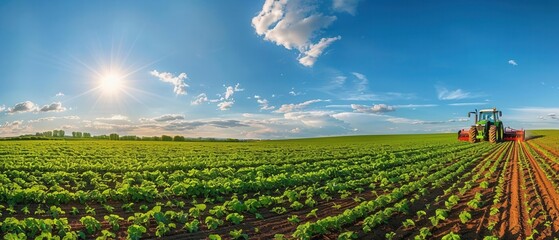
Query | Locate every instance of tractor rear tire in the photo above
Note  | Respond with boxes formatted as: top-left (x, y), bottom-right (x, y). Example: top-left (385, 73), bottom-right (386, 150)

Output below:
top-left (469, 127), bottom-right (478, 143)
top-left (489, 125), bottom-right (497, 143)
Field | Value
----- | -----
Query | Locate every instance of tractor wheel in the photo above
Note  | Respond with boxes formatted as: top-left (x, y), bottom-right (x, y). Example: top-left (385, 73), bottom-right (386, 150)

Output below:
top-left (469, 127), bottom-right (478, 143)
top-left (489, 125), bottom-right (497, 143)
top-left (498, 125), bottom-right (504, 142)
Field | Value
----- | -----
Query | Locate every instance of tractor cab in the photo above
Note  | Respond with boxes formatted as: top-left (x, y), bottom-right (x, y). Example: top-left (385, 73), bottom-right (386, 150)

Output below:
top-left (477, 109), bottom-right (501, 124)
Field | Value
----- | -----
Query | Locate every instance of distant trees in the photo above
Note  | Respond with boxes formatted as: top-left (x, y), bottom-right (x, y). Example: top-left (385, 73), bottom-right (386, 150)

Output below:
top-left (173, 135), bottom-right (185, 141)
top-left (25, 130), bottom-right (241, 142)
top-left (52, 130), bottom-right (65, 137)
top-left (109, 133), bottom-right (119, 140)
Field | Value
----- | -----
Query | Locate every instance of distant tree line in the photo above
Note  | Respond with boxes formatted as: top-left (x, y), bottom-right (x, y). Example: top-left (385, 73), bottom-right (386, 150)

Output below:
top-left (5, 130), bottom-right (244, 142)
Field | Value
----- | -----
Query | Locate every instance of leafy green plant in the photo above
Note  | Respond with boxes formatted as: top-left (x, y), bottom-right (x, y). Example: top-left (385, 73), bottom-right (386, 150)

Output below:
top-left (288, 215), bottom-right (301, 224)
top-left (80, 216), bottom-right (101, 234)
top-left (290, 201), bottom-right (304, 210)
top-left (205, 216), bottom-right (223, 230)
top-left (183, 219), bottom-right (200, 233)
top-left (441, 232), bottom-right (461, 240)
top-left (385, 232), bottom-right (396, 240)
top-left (338, 231), bottom-right (358, 240)
top-left (155, 222), bottom-right (176, 237)
top-left (127, 224), bottom-right (146, 240)
top-left (104, 214), bottom-right (124, 231)
top-left (272, 207), bottom-right (287, 214)
top-left (402, 218), bottom-right (415, 228)
top-left (209, 234), bottom-right (222, 240)
top-left (226, 213), bottom-right (244, 224)
top-left (459, 211), bottom-right (471, 224)
top-left (229, 229), bottom-right (248, 240)
top-left (49, 206), bottom-right (65, 218)
top-left (306, 208), bottom-right (318, 218)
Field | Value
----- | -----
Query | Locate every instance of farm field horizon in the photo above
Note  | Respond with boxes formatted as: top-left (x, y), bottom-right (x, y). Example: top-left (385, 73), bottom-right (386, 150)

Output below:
top-left (2, 130), bottom-right (559, 239)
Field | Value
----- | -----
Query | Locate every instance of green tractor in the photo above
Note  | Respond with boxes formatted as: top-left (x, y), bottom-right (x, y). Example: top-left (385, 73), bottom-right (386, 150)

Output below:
top-left (458, 108), bottom-right (525, 143)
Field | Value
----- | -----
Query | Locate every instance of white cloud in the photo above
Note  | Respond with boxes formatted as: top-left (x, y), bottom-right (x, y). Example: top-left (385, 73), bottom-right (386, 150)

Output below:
top-left (150, 70), bottom-right (188, 95)
top-left (333, 0), bottom-right (360, 15)
top-left (275, 99), bottom-right (328, 113)
top-left (148, 114), bottom-right (185, 122)
top-left (252, 0), bottom-right (340, 67)
top-left (448, 102), bottom-right (488, 106)
top-left (95, 115), bottom-right (131, 125)
top-left (298, 36), bottom-right (341, 67)
top-left (225, 86), bottom-right (235, 100)
top-left (28, 116), bottom-right (80, 123)
top-left (351, 72), bottom-right (368, 92)
top-left (436, 86), bottom-right (472, 100)
top-left (234, 83), bottom-right (244, 92)
top-left (39, 102), bottom-right (66, 112)
top-left (0, 105), bottom-right (5, 112)
top-left (509, 107), bottom-right (559, 122)
top-left (7, 101), bottom-right (38, 114)
top-left (508, 60), bottom-right (518, 66)
top-left (191, 93), bottom-right (209, 105)
top-left (225, 84), bottom-right (243, 100)
top-left (255, 96), bottom-right (275, 110)
top-left (394, 104), bottom-right (438, 108)
top-left (0, 120), bottom-right (29, 136)
top-left (351, 104), bottom-right (395, 114)
top-left (55, 92), bottom-right (64, 97)
top-left (284, 110), bottom-right (348, 128)
top-left (218, 101), bottom-right (234, 111)
top-left (289, 88), bottom-right (302, 96)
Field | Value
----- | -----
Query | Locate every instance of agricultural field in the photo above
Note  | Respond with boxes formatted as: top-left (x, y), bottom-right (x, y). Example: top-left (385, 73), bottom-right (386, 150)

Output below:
top-left (1, 131), bottom-right (559, 239)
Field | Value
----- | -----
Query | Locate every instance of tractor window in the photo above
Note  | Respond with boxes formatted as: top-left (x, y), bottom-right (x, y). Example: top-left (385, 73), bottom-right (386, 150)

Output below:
top-left (480, 112), bottom-right (494, 121)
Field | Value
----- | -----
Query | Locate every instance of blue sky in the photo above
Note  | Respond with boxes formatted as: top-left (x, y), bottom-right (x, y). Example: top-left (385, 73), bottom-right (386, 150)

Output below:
top-left (1, 0), bottom-right (558, 138)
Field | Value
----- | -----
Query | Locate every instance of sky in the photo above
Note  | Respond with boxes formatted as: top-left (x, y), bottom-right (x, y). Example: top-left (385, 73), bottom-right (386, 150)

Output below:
top-left (1, 0), bottom-right (558, 139)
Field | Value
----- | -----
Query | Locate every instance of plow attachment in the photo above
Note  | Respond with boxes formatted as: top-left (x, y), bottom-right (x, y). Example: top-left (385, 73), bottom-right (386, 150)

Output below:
top-left (503, 127), bottom-right (525, 142)
top-left (458, 130), bottom-right (470, 141)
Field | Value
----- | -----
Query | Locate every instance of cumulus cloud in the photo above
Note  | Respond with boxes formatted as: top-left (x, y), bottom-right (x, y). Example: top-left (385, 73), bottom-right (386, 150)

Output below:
top-left (508, 60), bottom-right (518, 66)
top-left (252, 0), bottom-right (341, 67)
top-left (436, 86), bottom-right (473, 100)
top-left (191, 93), bottom-right (209, 105)
top-left (255, 95), bottom-right (275, 110)
top-left (351, 104), bottom-right (395, 114)
top-left (150, 70), bottom-right (189, 95)
top-left (333, 0), bottom-right (361, 15)
top-left (218, 101), bottom-right (234, 111)
top-left (0, 105), bottom-right (5, 112)
top-left (55, 92), bottom-right (64, 97)
top-left (39, 102), bottom-right (66, 112)
top-left (225, 86), bottom-right (235, 100)
top-left (7, 101), bottom-right (38, 114)
top-left (275, 99), bottom-right (328, 113)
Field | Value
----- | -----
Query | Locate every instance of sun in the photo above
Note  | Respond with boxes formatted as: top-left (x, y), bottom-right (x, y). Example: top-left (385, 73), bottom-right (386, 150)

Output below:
top-left (99, 73), bottom-right (124, 94)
